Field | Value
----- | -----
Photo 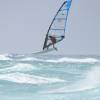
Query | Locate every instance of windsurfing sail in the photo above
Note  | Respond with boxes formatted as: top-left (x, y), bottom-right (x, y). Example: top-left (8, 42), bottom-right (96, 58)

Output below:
top-left (43, 0), bottom-right (72, 50)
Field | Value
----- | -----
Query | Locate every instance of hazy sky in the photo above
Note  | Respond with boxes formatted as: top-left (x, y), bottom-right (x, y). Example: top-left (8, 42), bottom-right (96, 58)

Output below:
top-left (0, 0), bottom-right (100, 55)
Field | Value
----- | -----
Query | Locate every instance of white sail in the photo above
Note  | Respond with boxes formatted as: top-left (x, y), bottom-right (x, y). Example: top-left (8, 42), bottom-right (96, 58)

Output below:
top-left (43, 0), bottom-right (72, 50)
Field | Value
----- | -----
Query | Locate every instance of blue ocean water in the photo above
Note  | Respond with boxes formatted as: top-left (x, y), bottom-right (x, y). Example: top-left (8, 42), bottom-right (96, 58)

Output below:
top-left (0, 54), bottom-right (100, 100)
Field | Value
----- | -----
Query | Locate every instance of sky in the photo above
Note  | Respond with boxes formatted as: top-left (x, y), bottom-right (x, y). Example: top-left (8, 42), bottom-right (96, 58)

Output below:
top-left (0, 0), bottom-right (100, 55)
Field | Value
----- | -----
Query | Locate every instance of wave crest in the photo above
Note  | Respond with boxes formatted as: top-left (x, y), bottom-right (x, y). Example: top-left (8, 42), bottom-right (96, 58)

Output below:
top-left (0, 73), bottom-right (65, 84)
top-left (20, 57), bottom-right (100, 63)
top-left (46, 58), bottom-right (99, 63)
top-left (0, 54), bottom-right (12, 61)
top-left (42, 66), bottom-right (100, 94)
top-left (0, 63), bottom-right (37, 72)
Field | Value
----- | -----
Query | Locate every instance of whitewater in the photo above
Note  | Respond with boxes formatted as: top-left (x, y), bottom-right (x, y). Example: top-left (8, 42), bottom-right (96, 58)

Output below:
top-left (0, 54), bottom-right (100, 100)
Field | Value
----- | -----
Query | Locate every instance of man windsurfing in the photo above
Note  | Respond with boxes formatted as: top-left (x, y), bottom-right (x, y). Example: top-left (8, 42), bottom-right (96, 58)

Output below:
top-left (47, 35), bottom-right (64, 50)
top-left (49, 36), bottom-right (57, 50)
top-left (43, 0), bottom-right (72, 51)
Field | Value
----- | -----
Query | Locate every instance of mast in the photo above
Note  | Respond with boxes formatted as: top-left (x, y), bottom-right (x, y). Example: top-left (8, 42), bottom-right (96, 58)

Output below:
top-left (43, 0), bottom-right (72, 50)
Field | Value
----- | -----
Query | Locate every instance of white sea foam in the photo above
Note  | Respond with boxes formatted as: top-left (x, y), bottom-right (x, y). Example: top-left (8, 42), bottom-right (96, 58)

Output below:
top-left (0, 72), bottom-right (65, 84)
top-left (20, 57), bottom-right (100, 64)
top-left (45, 58), bottom-right (100, 63)
top-left (42, 66), bottom-right (100, 93)
top-left (0, 63), bottom-right (36, 72)
top-left (21, 57), bottom-right (39, 61)
top-left (0, 54), bottom-right (12, 61)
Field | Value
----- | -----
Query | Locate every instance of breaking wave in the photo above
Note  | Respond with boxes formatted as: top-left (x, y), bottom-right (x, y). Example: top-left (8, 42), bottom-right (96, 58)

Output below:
top-left (0, 72), bottom-right (65, 84)
top-left (42, 66), bottom-right (100, 94)
top-left (0, 54), bottom-right (12, 61)
top-left (0, 63), bottom-right (37, 72)
top-left (0, 53), bottom-right (99, 64)
top-left (20, 57), bottom-right (100, 63)
top-left (45, 58), bottom-right (100, 63)
top-left (20, 57), bottom-right (39, 61)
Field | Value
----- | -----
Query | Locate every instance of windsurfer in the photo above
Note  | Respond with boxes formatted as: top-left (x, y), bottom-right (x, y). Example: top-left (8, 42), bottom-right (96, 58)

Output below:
top-left (43, 0), bottom-right (72, 51)
top-left (47, 36), bottom-right (64, 50)
top-left (48, 36), bottom-right (57, 50)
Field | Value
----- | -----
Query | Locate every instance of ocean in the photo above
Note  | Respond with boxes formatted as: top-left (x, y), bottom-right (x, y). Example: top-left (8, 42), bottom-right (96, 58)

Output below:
top-left (0, 54), bottom-right (100, 100)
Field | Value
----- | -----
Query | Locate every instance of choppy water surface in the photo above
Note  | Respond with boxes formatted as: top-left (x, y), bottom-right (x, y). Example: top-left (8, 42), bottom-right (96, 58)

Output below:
top-left (0, 54), bottom-right (100, 100)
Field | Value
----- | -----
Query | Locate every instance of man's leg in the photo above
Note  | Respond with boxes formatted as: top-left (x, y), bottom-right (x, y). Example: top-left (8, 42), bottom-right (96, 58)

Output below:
top-left (46, 43), bottom-right (52, 50)
top-left (53, 44), bottom-right (57, 51)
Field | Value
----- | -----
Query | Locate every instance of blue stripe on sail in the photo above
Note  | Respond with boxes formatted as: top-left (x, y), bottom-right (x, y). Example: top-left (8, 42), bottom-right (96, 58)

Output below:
top-left (63, 0), bottom-right (72, 33)
top-left (66, 0), bottom-right (72, 11)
